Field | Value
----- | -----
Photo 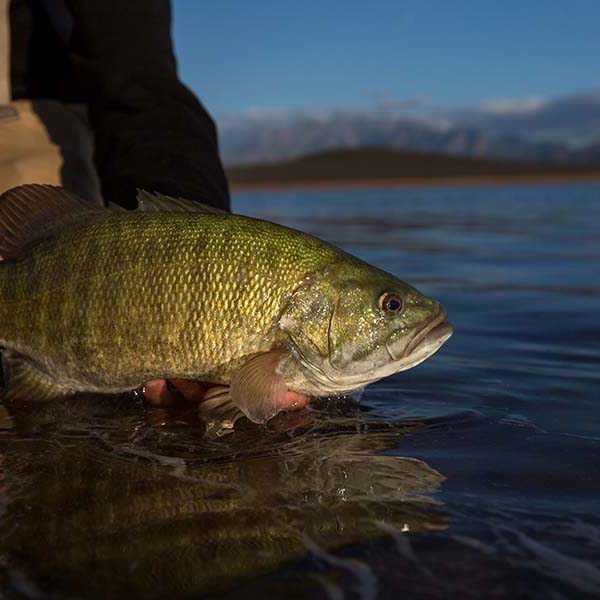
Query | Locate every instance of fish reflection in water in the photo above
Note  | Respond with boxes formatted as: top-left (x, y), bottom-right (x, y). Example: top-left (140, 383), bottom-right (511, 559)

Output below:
top-left (0, 396), bottom-right (446, 598)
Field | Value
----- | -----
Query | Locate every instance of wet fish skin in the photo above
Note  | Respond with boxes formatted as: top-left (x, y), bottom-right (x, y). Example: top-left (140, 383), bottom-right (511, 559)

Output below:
top-left (0, 185), bottom-right (452, 421)
top-left (0, 198), bottom-right (337, 387)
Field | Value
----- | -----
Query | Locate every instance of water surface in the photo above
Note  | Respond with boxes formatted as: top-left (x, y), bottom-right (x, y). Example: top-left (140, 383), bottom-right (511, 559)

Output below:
top-left (1, 183), bottom-right (599, 598)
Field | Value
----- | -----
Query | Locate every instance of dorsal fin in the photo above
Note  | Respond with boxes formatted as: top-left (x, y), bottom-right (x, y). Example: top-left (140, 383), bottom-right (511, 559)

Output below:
top-left (0, 184), bottom-right (104, 260)
top-left (136, 190), bottom-right (229, 215)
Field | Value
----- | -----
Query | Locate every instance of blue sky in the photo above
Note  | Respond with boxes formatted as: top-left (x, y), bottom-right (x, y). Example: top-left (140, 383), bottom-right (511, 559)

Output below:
top-left (172, 1), bottom-right (600, 117)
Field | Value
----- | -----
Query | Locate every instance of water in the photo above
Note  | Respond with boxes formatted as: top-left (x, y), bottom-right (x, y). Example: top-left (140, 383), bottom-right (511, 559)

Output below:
top-left (1, 183), bottom-right (599, 599)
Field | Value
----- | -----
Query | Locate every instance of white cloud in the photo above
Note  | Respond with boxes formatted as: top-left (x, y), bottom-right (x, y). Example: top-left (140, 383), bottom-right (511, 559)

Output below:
top-left (476, 97), bottom-right (546, 115)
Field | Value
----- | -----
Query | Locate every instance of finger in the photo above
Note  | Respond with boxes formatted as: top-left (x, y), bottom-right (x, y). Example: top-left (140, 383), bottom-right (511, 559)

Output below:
top-left (283, 390), bottom-right (311, 410)
top-left (168, 379), bottom-right (210, 403)
top-left (141, 379), bottom-right (178, 406)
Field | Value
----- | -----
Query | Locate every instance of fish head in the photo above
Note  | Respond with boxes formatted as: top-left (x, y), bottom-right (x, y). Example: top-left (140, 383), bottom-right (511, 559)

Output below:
top-left (279, 260), bottom-right (453, 395)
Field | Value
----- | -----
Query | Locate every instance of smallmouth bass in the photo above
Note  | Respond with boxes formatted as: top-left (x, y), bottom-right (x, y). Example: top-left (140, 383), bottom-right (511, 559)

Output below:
top-left (0, 185), bottom-right (452, 423)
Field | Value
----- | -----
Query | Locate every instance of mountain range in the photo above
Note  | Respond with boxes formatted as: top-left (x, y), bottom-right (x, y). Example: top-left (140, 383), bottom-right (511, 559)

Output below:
top-left (217, 91), bottom-right (600, 166)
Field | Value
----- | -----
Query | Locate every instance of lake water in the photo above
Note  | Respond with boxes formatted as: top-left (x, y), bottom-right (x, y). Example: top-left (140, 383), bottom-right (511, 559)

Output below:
top-left (1, 183), bottom-right (599, 598)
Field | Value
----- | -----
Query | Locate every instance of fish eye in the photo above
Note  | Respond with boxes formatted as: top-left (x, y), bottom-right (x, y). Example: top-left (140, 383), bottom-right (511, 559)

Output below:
top-left (378, 291), bottom-right (404, 316)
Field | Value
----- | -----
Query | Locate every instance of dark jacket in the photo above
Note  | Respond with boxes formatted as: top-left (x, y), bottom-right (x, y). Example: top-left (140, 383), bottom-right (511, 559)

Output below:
top-left (10, 0), bottom-right (230, 209)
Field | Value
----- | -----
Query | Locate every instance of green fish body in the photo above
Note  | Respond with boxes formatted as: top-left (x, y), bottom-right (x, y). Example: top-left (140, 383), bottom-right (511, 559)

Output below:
top-left (0, 185), bottom-right (452, 422)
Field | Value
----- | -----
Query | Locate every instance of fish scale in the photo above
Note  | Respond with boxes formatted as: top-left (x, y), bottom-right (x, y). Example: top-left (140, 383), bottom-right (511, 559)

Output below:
top-left (0, 208), bottom-right (339, 391)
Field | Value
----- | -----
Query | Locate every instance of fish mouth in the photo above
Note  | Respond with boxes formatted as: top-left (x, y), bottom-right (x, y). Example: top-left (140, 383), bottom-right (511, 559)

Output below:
top-left (402, 309), bottom-right (453, 358)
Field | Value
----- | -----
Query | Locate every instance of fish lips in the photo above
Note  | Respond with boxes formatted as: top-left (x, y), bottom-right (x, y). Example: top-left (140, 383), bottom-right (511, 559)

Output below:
top-left (403, 309), bottom-right (453, 359)
top-left (386, 308), bottom-right (453, 362)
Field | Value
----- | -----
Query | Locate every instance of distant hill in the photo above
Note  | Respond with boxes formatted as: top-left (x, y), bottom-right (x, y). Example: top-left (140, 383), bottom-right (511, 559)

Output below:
top-left (226, 147), bottom-right (600, 189)
top-left (218, 92), bottom-right (600, 166)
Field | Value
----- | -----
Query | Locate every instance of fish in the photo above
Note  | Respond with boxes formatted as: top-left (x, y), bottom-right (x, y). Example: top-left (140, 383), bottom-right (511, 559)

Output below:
top-left (0, 184), bottom-right (453, 423)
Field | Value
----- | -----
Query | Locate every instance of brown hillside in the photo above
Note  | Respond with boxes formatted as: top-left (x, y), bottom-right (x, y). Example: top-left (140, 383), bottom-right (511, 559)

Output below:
top-left (226, 147), bottom-right (600, 189)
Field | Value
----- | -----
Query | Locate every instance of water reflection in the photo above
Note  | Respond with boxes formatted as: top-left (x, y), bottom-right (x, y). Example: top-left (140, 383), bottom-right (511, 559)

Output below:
top-left (0, 396), bottom-right (447, 598)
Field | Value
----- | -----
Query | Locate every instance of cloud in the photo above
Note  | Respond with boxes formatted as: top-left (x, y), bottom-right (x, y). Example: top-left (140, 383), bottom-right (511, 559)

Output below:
top-left (471, 97), bottom-right (546, 115)
top-left (449, 91), bottom-right (600, 146)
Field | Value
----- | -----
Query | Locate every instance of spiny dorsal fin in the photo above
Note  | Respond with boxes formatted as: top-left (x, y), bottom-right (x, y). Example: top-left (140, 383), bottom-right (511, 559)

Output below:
top-left (136, 190), bottom-right (229, 215)
top-left (0, 184), bottom-right (104, 260)
top-left (2, 351), bottom-right (76, 403)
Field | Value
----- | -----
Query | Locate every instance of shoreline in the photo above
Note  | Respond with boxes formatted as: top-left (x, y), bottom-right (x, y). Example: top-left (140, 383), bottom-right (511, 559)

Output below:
top-left (228, 171), bottom-right (600, 192)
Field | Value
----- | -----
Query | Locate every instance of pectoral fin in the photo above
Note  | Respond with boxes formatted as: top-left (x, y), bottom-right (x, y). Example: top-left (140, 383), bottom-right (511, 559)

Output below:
top-left (2, 352), bottom-right (76, 403)
top-left (197, 386), bottom-right (243, 422)
top-left (230, 350), bottom-right (292, 424)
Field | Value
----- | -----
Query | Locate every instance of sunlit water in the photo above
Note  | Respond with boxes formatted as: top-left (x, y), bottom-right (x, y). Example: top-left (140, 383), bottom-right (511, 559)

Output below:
top-left (1, 183), bottom-right (599, 599)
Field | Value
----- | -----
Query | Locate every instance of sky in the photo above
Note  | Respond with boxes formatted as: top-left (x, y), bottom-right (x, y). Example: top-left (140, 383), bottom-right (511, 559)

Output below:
top-left (171, 1), bottom-right (600, 117)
